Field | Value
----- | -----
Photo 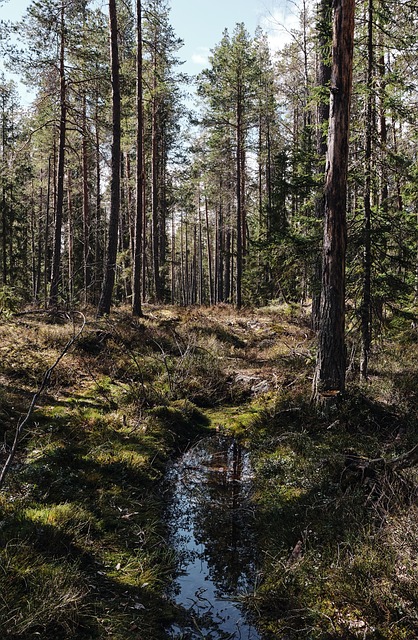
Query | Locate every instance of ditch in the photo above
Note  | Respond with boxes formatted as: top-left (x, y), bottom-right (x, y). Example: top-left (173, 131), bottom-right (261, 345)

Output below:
top-left (165, 434), bottom-right (261, 640)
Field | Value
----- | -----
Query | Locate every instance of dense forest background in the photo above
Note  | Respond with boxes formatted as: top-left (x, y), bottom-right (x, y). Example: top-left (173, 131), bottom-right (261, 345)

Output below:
top-left (0, 0), bottom-right (417, 334)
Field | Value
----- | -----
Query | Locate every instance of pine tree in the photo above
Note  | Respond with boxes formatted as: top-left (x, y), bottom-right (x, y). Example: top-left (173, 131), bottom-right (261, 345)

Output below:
top-left (198, 24), bottom-right (259, 307)
top-left (98, 0), bottom-right (121, 316)
top-left (314, 0), bottom-right (355, 401)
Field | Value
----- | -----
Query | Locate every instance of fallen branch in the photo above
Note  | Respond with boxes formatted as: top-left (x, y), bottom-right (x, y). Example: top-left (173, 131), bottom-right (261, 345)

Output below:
top-left (0, 311), bottom-right (86, 490)
top-left (391, 443), bottom-right (418, 470)
top-left (342, 444), bottom-right (417, 514)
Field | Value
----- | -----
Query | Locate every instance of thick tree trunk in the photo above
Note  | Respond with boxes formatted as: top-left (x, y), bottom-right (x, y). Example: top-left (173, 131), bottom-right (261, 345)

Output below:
top-left (314, 0), bottom-right (355, 400)
top-left (98, 0), bottom-right (121, 316)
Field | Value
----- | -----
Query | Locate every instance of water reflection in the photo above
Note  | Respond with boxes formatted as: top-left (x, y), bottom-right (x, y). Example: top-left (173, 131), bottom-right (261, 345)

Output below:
top-left (166, 435), bottom-right (261, 640)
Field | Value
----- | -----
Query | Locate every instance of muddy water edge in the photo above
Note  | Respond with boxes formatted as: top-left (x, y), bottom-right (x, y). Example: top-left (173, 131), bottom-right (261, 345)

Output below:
top-left (164, 434), bottom-right (262, 640)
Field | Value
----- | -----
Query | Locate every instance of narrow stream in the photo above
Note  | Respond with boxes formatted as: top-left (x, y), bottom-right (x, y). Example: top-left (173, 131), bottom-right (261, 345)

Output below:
top-left (165, 435), bottom-right (261, 640)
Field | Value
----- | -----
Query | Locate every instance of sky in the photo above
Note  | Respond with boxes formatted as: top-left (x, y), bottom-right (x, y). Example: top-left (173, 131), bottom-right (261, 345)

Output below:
top-left (0, 0), bottom-right (300, 106)
top-left (169, 0), bottom-right (299, 74)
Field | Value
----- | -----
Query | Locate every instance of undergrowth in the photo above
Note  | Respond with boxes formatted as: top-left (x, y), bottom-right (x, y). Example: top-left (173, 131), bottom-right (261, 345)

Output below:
top-left (0, 305), bottom-right (416, 639)
top-left (247, 390), bottom-right (418, 639)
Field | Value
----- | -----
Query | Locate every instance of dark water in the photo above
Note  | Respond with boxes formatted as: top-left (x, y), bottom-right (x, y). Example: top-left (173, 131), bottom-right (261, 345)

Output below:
top-left (165, 435), bottom-right (261, 640)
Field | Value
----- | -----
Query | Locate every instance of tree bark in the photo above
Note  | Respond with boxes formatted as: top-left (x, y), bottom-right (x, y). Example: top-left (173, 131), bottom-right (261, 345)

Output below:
top-left (49, 4), bottom-right (66, 307)
top-left (132, 0), bottom-right (143, 316)
top-left (98, 0), bottom-right (121, 316)
top-left (151, 36), bottom-right (161, 302)
top-left (94, 91), bottom-right (102, 305)
top-left (82, 92), bottom-right (91, 305)
top-left (44, 156), bottom-right (52, 308)
top-left (1, 89), bottom-right (7, 285)
top-left (314, 0), bottom-right (355, 400)
top-left (360, 0), bottom-right (374, 380)
top-left (236, 90), bottom-right (243, 309)
top-left (67, 172), bottom-right (74, 305)
top-left (205, 195), bottom-right (214, 305)
top-left (312, 0), bottom-right (332, 330)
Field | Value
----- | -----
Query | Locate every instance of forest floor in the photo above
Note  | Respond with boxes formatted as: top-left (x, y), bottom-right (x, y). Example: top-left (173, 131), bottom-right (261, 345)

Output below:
top-left (0, 303), bottom-right (417, 639)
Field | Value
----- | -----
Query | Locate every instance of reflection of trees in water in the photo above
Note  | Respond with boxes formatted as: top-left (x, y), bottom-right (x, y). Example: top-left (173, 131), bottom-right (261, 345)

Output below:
top-left (192, 439), bottom-right (258, 595)
top-left (167, 436), bottom-right (260, 639)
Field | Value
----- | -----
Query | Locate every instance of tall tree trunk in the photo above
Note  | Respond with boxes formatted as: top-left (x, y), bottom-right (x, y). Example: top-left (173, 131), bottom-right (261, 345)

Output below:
top-left (1, 90), bottom-right (7, 285)
top-left (82, 92), bottom-right (91, 305)
top-left (184, 219), bottom-right (189, 305)
top-left (217, 195), bottom-right (224, 303)
top-left (205, 194), bottom-right (214, 305)
top-left (192, 223), bottom-right (197, 304)
top-left (98, 0), bottom-right (121, 316)
top-left (360, 0), bottom-right (374, 380)
top-left (94, 91), bottom-right (102, 305)
top-left (312, 0), bottom-right (332, 330)
top-left (236, 90), bottom-right (243, 309)
top-left (44, 156), bottom-right (52, 308)
top-left (180, 213), bottom-right (185, 305)
top-left (67, 172), bottom-right (74, 306)
top-left (198, 193), bottom-right (204, 305)
top-left (151, 37), bottom-right (161, 302)
top-left (314, 0), bottom-right (355, 401)
top-left (1, 188), bottom-right (6, 285)
top-left (30, 181), bottom-right (36, 299)
top-left (132, 0), bottom-right (143, 316)
top-left (35, 173), bottom-right (43, 302)
top-left (171, 209), bottom-right (176, 304)
top-left (225, 227), bottom-right (231, 303)
top-left (49, 4), bottom-right (66, 307)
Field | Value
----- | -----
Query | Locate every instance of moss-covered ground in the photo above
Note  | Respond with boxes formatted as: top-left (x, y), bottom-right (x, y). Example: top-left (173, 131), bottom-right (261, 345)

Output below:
top-left (0, 304), bottom-right (416, 639)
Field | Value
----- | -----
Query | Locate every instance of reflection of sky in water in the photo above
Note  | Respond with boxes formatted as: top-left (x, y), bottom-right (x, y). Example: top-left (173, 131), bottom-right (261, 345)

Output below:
top-left (166, 436), bottom-right (261, 639)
